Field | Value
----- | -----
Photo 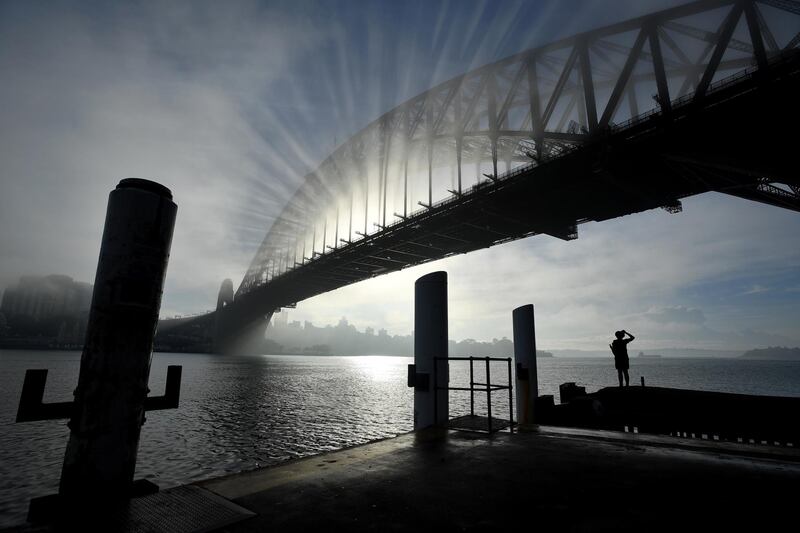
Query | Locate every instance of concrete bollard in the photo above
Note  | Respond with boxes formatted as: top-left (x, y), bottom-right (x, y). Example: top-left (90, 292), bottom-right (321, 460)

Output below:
top-left (559, 382), bottom-right (586, 404)
top-left (413, 271), bottom-right (449, 429)
top-left (59, 178), bottom-right (177, 503)
top-left (513, 304), bottom-right (539, 425)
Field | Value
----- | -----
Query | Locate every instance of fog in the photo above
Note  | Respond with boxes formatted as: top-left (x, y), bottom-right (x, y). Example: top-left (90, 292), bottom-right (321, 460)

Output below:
top-left (1, 0), bottom-right (798, 351)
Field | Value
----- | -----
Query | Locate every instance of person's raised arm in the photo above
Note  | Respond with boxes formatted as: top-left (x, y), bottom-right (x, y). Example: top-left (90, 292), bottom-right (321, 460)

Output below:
top-left (623, 330), bottom-right (635, 343)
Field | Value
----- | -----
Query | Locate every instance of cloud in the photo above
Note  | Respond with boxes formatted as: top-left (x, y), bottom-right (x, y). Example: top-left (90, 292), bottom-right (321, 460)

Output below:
top-left (643, 306), bottom-right (706, 325)
top-left (741, 285), bottom-right (770, 295)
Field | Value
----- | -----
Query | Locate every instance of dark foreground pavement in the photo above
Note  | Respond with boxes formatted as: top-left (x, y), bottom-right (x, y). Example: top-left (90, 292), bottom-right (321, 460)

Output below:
top-left (198, 425), bottom-right (800, 532)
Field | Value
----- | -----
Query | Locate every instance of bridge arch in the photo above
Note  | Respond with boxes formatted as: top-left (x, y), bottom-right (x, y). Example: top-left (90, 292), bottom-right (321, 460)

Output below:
top-left (221, 0), bottom-right (800, 350)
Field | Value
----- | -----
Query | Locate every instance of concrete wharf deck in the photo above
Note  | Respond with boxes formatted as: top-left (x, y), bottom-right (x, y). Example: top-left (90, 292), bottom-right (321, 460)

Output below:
top-left (199, 425), bottom-right (800, 532)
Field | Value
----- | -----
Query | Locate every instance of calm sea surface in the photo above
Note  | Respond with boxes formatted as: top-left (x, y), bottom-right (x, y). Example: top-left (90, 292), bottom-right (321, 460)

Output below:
top-left (1, 349), bottom-right (799, 526)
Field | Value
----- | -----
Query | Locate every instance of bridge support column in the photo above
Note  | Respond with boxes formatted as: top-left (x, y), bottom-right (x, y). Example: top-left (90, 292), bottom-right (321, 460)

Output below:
top-left (513, 304), bottom-right (538, 425)
top-left (214, 304), bottom-right (272, 355)
top-left (60, 179), bottom-right (177, 507)
top-left (213, 279), bottom-right (273, 355)
top-left (412, 271), bottom-right (449, 429)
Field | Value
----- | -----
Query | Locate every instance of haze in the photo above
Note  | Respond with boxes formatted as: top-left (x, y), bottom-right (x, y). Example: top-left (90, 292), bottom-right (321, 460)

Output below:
top-left (1, 0), bottom-right (798, 352)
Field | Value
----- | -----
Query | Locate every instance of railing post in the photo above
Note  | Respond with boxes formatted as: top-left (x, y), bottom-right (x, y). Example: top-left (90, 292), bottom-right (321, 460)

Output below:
top-left (413, 272), bottom-right (449, 429)
top-left (507, 357), bottom-right (514, 433)
top-left (59, 178), bottom-right (177, 507)
top-left (513, 304), bottom-right (539, 425)
top-left (486, 357), bottom-right (492, 433)
top-left (470, 357), bottom-right (475, 417)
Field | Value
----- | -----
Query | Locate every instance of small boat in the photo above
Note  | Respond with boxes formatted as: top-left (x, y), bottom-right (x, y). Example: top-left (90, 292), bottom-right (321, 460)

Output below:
top-left (637, 352), bottom-right (662, 358)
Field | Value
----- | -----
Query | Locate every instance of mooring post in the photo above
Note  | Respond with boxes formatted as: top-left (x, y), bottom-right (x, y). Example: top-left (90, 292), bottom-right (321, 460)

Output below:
top-left (59, 178), bottom-right (177, 505)
top-left (513, 304), bottom-right (538, 425)
top-left (412, 271), bottom-right (449, 429)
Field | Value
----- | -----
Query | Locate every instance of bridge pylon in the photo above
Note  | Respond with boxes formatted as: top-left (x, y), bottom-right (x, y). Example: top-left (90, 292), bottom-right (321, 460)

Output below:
top-left (213, 279), bottom-right (273, 355)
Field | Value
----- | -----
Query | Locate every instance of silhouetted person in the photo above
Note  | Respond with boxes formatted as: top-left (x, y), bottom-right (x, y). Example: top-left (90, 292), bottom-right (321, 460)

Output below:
top-left (610, 330), bottom-right (635, 387)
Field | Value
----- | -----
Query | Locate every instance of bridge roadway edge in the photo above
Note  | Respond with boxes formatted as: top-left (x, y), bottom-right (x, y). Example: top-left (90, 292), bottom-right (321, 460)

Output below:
top-left (194, 424), bottom-right (800, 531)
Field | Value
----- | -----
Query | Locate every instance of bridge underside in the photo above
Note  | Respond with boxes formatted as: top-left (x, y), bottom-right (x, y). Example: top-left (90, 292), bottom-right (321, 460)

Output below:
top-left (229, 54), bottom-right (799, 330)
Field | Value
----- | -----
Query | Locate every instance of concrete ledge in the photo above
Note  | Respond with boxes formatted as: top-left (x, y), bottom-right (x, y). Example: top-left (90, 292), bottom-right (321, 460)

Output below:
top-left (528, 424), bottom-right (800, 463)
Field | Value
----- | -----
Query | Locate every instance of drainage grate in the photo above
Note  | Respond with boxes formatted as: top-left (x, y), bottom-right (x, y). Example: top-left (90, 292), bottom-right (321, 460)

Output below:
top-left (109, 485), bottom-right (255, 533)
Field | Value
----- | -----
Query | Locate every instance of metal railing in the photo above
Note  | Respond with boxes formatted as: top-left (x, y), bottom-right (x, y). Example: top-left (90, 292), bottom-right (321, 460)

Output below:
top-left (434, 356), bottom-right (514, 434)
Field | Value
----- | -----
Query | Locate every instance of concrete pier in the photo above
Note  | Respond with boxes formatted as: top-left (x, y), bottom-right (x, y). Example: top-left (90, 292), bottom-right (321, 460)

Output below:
top-left (196, 425), bottom-right (800, 532)
top-left (4, 425), bottom-right (798, 531)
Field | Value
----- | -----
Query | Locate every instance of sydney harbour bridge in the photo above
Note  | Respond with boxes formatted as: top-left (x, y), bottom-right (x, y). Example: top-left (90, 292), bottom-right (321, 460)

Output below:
top-left (156, 0), bottom-right (800, 353)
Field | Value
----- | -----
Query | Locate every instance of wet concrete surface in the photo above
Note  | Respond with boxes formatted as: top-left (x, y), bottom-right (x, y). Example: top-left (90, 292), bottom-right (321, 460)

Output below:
top-left (199, 425), bottom-right (800, 532)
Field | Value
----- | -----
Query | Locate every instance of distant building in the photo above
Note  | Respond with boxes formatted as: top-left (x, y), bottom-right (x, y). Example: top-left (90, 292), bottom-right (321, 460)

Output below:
top-left (0, 275), bottom-right (92, 346)
top-left (274, 310), bottom-right (289, 328)
top-left (1, 275), bottom-right (92, 320)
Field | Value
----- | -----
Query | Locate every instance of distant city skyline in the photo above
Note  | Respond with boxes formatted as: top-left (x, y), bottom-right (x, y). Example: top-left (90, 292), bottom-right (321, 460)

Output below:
top-left (0, 271), bottom-right (788, 357)
top-left (1, 0), bottom-right (798, 351)
top-left (265, 311), bottom-right (750, 358)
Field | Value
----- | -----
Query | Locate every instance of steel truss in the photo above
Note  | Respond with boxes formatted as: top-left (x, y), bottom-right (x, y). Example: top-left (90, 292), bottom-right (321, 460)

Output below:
top-left (238, 0), bottom-right (800, 300)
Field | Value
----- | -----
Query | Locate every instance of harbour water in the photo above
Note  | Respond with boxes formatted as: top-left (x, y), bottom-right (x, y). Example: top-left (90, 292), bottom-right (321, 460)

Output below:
top-left (1, 349), bottom-right (798, 527)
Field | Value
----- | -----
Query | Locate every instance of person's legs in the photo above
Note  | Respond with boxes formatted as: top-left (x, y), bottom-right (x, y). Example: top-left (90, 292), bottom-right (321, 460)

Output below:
top-left (617, 369), bottom-right (623, 387)
top-left (623, 369), bottom-right (630, 386)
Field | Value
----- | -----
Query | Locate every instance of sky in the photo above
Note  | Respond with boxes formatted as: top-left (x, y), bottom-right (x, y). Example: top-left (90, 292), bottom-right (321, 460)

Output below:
top-left (1, 0), bottom-right (798, 352)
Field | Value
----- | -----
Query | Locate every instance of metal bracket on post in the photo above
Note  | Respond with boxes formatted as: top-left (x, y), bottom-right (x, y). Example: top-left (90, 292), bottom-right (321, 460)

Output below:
top-left (144, 365), bottom-right (183, 411)
top-left (16, 365), bottom-right (183, 423)
top-left (407, 364), bottom-right (429, 391)
top-left (516, 363), bottom-right (529, 381)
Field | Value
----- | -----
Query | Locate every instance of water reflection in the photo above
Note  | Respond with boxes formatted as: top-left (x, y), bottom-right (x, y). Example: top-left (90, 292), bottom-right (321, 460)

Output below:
top-left (0, 352), bottom-right (416, 527)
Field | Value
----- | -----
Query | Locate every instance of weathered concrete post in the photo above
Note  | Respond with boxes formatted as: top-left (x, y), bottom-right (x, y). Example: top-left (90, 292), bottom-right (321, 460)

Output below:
top-left (59, 178), bottom-right (177, 502)
top-left (413, 271), bottom-right (449, 429)
top-left (513, 304), bottom-right (538, 425)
